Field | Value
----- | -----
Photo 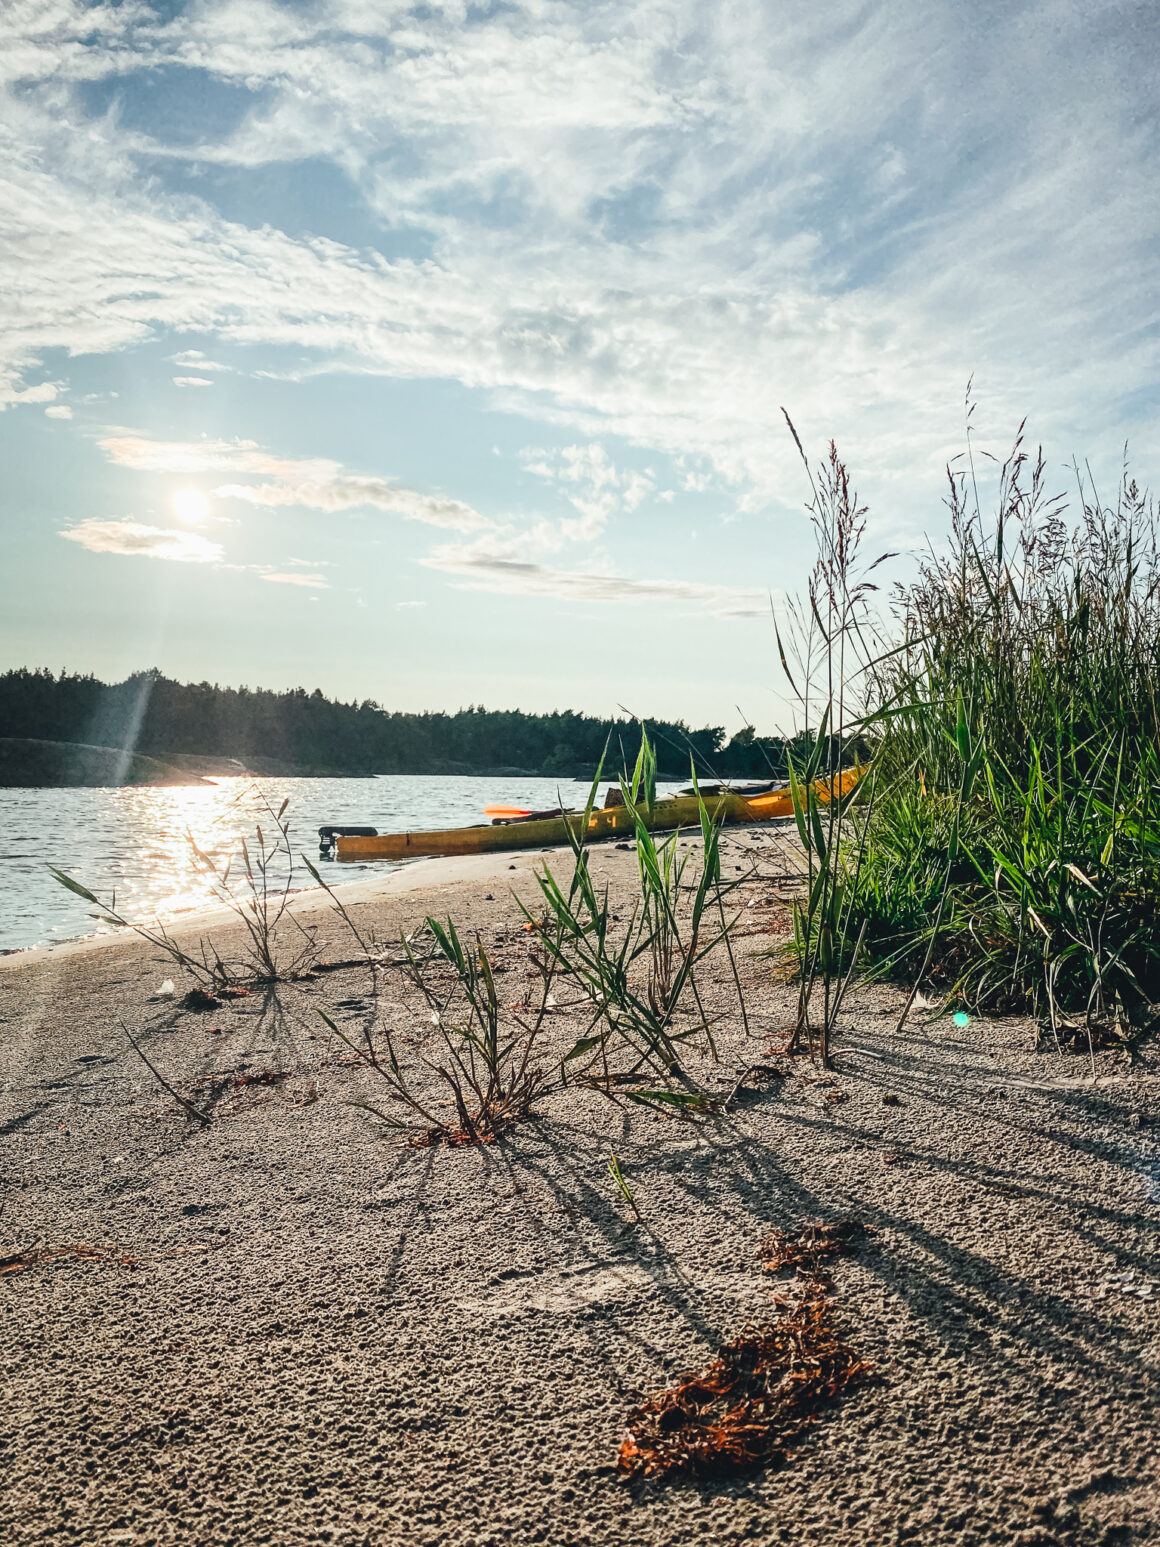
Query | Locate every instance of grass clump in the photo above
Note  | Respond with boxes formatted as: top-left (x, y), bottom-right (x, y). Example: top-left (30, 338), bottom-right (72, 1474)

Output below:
top-left (50, 792), bottom-right (327, 989)
top-left (330, 733), bottom-right (745, 1144)
top-left (785, 407), bottom-right (1160, 1058)
top-left (860, 428), bottom-right (1160, 1051)
top-left (527, 733), bottom-right (745, 1113)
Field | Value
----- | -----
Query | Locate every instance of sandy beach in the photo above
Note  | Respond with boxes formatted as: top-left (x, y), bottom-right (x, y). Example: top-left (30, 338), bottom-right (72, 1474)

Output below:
top-left (2, 833), bottom-right (1159, 1546)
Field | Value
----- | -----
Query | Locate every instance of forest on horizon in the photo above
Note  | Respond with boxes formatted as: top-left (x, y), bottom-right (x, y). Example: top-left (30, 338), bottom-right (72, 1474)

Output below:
top-left (0, 667), bottom-right (798, 780)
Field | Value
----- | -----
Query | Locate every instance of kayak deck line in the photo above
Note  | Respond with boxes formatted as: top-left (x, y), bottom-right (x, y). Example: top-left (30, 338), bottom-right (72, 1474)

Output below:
top-left (332, 769), bottom-right (861, 862)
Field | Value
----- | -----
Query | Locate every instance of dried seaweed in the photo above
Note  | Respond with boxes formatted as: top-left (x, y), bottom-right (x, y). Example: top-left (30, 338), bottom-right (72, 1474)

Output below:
top-left (619, 1218), bottom-right (876, 1482)
top-left (1, 1243), bottom-right (139, 1277)
top-left (742, 1063), bottom-right (787, 1086)
top-left (190, 1068), bottom-right (285, 1109)
top-left (618, 1279), bottom-right (872, 1481)
top-left (183, 987), bottom-right (221, 1012)
top-left (403, 1096), bottom-right (526, 1148)
top-left (758, 1218), bottom-right (871, 1275)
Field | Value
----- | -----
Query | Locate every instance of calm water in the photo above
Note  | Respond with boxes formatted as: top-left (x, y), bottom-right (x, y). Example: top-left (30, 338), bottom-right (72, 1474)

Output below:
top-left (0, 775), bottom-right (682, 954)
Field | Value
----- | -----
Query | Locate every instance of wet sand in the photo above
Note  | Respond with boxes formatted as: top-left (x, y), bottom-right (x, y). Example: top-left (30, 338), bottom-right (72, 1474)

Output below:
top-left (2, 833), bottom-right (1158, 1545)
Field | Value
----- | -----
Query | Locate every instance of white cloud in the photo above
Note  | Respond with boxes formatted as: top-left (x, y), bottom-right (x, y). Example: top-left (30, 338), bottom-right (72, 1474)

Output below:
top-left (172, 375), bottom-right (214, 387)
top-left (519, 442), bottom-right (655, 542)
top-left (97, 434), bottom-right (262, 474)
top-left (217, 472), bottom-right (490, 531)
top-left (170, 349), bottom-right (230, 370)
top-left (424, 537), bottom-right (764, 617)
top-left (97, 431), bottom-right (493, 532)
top-left (677, 460), bottom-right (713, 494)
top-left (60, 518), bottom-right (224, 563)
top-left (0, 0), bottom-right (1154, 542)
top-left (0, 374), bottom-right (59, 411)
top-left (45, 403), bottom-right (72, 419)
top-left (261, 571), bottom-right (331, 588)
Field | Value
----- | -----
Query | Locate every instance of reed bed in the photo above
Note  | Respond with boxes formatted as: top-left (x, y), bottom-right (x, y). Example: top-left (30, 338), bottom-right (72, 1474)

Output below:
top-left (786, 410), bottom-right (1160, 1057)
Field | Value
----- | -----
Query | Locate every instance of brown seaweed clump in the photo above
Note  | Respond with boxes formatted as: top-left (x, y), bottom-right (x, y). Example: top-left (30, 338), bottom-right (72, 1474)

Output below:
top-left (758, 1218), bottom-right (873, 1275)
top-left (617, 1278), bottom-right (872, 1481)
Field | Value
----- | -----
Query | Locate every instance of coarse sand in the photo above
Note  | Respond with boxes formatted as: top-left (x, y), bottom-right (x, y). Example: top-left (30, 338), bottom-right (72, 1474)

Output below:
top-left (2, 832), bottom-right (1159, 1546)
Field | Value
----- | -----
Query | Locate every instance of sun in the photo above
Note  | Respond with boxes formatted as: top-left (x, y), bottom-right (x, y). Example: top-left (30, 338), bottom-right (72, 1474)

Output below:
top-left (172, 488), bottom-right (209, 524)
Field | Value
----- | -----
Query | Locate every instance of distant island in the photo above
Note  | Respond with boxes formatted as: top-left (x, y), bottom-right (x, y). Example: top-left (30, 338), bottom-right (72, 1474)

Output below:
top-left (0, 737), bottom-right (219, 788)
top-left (0, 667), bottom-right (801, 787)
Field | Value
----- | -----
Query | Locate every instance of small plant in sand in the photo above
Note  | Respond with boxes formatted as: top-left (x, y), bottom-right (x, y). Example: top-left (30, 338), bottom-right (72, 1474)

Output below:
top-left (324, 733), bottom-right (747, 1144)
top-left (607, 1152), bottom-right (642, 1222)
top-left (50, 792), bottom-right (329, 990)
top-left (404, 916), bottom-right (556, 1141)
top-left (525, 734), bottom-right (746, 1114)
top-left (319, 913), bottom-right (563, 1144)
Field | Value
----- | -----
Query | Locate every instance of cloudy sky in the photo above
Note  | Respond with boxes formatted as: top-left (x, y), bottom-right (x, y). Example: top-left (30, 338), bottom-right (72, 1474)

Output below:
top-left (1, 0), bottom-right (1156, 731)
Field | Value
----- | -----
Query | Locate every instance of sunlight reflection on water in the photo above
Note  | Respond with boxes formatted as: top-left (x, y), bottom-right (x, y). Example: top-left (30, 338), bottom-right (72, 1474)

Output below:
top-left (1, 774), bottom-right (680, 953)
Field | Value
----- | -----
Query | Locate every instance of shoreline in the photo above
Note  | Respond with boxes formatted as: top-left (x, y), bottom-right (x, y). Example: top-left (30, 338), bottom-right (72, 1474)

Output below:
top-left (0, 844), bottom-right (575, 973)
top-left (1, 774), bottom-right (696, 966)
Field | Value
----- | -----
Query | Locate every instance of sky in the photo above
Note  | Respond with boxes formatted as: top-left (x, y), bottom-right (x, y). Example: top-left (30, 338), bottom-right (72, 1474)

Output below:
top-left (1, 0), bottom-right (1157, 735)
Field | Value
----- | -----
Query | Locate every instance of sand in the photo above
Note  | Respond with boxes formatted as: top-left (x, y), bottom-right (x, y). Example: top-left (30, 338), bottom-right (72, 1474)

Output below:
top-left (2, 831), bottom-right (1159, 1546)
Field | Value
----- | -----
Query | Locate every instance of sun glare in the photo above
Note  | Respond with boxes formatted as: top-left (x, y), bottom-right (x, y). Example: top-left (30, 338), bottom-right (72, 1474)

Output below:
top-left (172, 488), bottom-right (209, 524)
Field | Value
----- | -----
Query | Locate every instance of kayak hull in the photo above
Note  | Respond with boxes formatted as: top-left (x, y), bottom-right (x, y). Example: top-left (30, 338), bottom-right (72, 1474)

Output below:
top-left (334, 771), bottom-right (860, 861)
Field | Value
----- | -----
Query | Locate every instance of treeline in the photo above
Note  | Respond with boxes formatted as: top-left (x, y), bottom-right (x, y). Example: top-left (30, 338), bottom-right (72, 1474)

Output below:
top-left (0, 668), bottom-right (801, 779)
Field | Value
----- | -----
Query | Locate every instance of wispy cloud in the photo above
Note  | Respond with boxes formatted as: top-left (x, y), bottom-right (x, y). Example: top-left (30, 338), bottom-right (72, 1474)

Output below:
top-left (0, 0), bottom-right (1154, 526)
top-left (98, 432), bottom-right (493, 532)
top-left (217, 473), bottom-right (491, 531)
top-left (60, 518), bottom-right (224, 564)
top-left (261, 571), bottom-right (331, 588)
top-left (424, 538), bottom-right (764, 617)
top-left (170, 349), bottom-right (230, 371)
top-left (519, 442), bottom-right (655, 543)
top-left (97, 434), bottom-right (259, 474)
top-left (0, 0), bottom-right (1155, 683)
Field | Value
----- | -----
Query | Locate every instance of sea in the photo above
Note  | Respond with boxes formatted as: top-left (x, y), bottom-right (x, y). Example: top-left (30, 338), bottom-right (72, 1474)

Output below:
top-left (0, 774), bottom-right (682, 955)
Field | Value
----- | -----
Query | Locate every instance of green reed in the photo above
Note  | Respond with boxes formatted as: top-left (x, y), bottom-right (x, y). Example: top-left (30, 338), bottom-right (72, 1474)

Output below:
top-left (528, 728), bottom-right (743, 1113)
top-left (790, 410), bottom-right (1160, 1058)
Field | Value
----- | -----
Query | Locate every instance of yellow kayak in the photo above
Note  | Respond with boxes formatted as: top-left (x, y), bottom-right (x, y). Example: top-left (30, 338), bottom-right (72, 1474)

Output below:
top-left (334, 769), bottom-right (861, 861)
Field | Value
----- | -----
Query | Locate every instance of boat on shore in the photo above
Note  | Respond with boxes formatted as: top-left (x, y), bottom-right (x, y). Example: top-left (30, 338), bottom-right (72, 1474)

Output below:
top-left (327, 769), bottom-right (861, 861)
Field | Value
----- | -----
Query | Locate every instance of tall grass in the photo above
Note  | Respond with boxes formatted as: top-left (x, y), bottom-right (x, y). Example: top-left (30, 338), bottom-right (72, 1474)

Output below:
top-left (788, 412), bottom-right (1160, 1058)
top-left (858, 428), bottom-right (1160, 1049)
top-left (776, 419), bottom-right (889, 1064)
